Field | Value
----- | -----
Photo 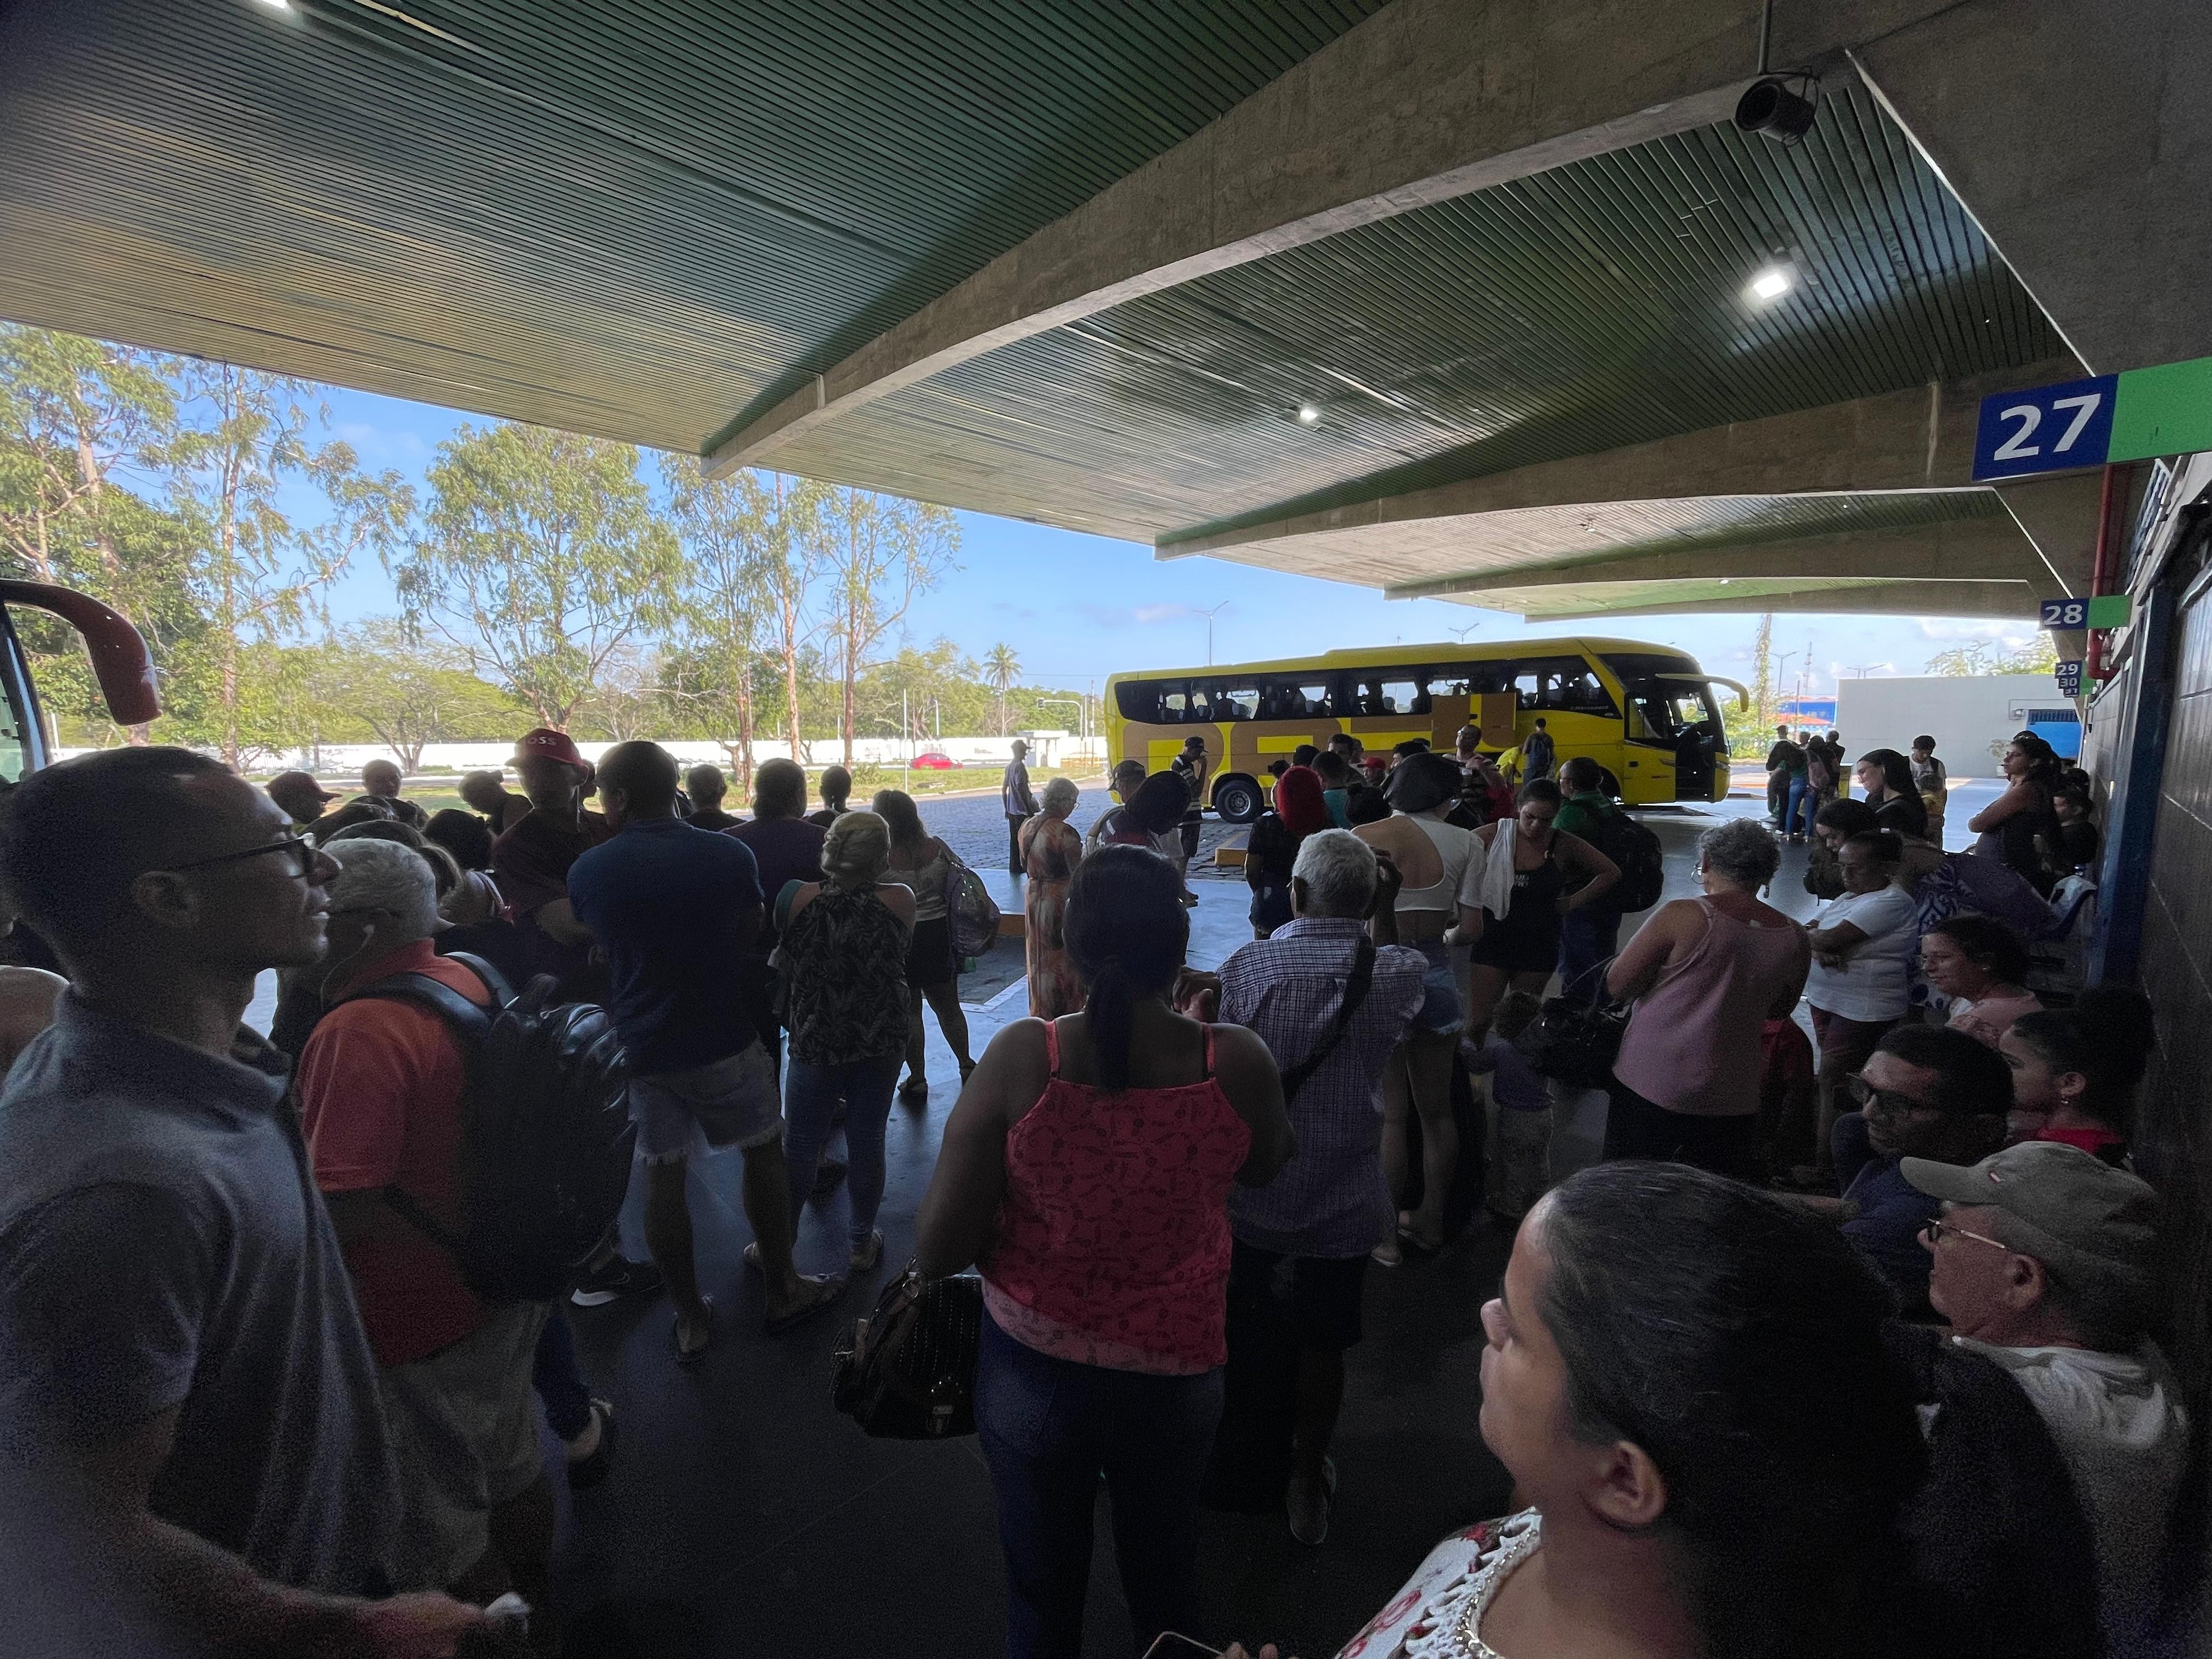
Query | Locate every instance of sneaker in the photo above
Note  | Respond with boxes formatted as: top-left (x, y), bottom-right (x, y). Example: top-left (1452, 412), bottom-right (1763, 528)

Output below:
top-left (571, 1255), bottom-right (663, 1308)
top-left (1287, 1461), bottom-right (1334, 1546)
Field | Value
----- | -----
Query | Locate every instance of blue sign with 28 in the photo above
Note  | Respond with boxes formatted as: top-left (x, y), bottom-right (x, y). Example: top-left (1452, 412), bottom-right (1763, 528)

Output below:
top-left (1974, 374), bottom-right (2119, 481)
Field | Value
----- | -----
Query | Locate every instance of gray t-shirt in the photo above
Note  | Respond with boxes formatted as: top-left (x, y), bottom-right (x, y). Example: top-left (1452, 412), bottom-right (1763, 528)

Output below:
top-left (0, 995), bottom-right (398, 1594)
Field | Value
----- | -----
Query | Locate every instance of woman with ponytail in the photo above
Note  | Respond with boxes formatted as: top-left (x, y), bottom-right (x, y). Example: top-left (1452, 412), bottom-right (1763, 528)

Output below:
top-left (916, 844), bottom-right (1294, 1659)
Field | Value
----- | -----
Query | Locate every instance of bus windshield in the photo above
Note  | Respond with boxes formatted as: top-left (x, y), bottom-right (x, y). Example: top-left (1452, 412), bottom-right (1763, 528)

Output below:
top-left (1602, 653), bottom-right (1723, 742)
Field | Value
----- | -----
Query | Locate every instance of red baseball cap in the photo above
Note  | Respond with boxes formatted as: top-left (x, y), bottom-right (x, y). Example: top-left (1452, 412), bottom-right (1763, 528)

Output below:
top-left (511, 727), bottom-right (589, 771)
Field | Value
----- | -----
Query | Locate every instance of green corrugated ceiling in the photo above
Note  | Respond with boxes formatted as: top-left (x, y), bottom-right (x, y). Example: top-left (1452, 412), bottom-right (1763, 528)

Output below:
top-left (0, 0), bottom-right (1386, 449)
top-left (770, 83), bottom-right (2064, 543)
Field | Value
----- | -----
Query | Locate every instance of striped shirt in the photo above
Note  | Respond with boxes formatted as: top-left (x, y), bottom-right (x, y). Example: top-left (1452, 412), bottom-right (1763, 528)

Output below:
top-left (1218, 916), bottom-right (1426, 1257)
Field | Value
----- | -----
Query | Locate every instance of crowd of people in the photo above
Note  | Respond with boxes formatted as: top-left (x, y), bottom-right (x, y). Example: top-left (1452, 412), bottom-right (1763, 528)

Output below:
top-left (0, 717), bottom-right (2187, 1659)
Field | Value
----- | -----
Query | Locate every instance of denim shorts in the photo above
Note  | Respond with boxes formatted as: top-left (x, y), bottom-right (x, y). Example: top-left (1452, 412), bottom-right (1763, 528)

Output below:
top-left (1410, 936), bottom-right (1464, 1034)
top-left (629, 1040), bottom-right (781, 1163)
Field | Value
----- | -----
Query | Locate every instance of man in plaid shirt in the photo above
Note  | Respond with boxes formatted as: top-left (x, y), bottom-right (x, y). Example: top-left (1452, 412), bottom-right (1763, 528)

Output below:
top-left (1212, 830), bottom-right (1425, 1546)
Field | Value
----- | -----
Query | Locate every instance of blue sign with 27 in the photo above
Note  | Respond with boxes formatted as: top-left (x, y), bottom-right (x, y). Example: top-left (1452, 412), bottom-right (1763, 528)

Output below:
top-left (1974, 374), bottom-right (2119, 481)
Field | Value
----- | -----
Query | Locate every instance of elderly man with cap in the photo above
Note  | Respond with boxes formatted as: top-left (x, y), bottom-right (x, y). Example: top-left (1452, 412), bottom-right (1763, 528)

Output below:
top-left (1909, 1141), bottom-right (2185, 1654)
top-left (266, 769), bottom-right (337, 829)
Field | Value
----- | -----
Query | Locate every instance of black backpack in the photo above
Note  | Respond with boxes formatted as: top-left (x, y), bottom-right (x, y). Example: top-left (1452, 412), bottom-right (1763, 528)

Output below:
top-left (1577, 801), bottom-right (1665, 913)
top-left (338, 952), bottom-right (634, 1304)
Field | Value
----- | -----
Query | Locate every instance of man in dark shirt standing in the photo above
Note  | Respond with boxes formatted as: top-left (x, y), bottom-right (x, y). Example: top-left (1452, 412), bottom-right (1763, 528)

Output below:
top-left (0, 748), bottom-right (481, 1655)
top-left (489, 727), bottom-right (610, 1002)
top-left (727, 758), bottom-right (827, 1073)
top-left (359, 758), bottom-right (429, 830)
top-left (572, 744), bottom-right (844, 1355)
top-left (1002, 739), bottom-right (1039, 874)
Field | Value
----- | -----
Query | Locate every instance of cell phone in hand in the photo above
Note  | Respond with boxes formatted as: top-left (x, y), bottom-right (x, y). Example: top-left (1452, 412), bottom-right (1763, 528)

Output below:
top-left (1142, 1635), bottom-right (1220, 1659)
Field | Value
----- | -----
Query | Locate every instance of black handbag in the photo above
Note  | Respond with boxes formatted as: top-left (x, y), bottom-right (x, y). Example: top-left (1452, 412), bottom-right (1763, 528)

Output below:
top-left (832, 1265), bottom-right (983, 1439)
top-left (1511, 960), bottom-right (1628, 1087)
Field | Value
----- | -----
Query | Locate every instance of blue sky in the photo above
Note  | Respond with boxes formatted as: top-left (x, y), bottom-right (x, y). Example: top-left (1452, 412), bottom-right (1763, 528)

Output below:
top-left (313, 383), bottom-right (2043, 703)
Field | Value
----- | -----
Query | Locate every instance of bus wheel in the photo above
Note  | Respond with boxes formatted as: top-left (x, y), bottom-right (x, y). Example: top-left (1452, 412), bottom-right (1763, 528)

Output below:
top-left (1212, 775), bottom-right (1263, 824)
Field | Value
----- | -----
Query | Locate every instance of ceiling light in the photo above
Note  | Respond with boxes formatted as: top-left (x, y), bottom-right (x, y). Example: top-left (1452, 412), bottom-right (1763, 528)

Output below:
top-left (1735, 75), bottom-right (1819, 145)
top-left (1747, 264), bottom-right (1793, 303)
top-left (252, 0), bottom-right (294, 9)
top-left (1296, 404), bottom-right (1321, 426)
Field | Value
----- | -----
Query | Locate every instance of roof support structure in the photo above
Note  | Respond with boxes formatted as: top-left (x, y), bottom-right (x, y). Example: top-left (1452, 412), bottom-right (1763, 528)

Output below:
top-left (1525, 581), bottom-right (2038, 622)
top-left (707, 0), bottom-right (1975, 475)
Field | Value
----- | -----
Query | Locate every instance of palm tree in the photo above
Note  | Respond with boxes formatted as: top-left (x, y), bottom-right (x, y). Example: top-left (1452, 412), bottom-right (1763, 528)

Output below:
top-left (984, 642), bottom-right (1021, 736)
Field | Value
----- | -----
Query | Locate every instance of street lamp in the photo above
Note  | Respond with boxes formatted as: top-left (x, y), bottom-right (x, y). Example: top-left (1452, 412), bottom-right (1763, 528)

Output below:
top-left (1195, 601), bottom-right (1229, 665)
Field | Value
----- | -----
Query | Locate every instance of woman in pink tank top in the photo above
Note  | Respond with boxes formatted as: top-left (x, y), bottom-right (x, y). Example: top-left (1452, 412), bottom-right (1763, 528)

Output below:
top-left (917, 845), bottom-right (1292, 1659)
top-left (1604, 819), bottom-right (1810, 1181)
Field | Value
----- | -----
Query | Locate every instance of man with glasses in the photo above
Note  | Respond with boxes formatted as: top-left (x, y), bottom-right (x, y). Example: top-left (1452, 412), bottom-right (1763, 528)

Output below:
top-left (1801, 1023), bottom-right (2009, 1314)
top-left (1907, 1141), bottom-right (2182, 1654)
top-left (0, 748), bottom-right (483, 1654)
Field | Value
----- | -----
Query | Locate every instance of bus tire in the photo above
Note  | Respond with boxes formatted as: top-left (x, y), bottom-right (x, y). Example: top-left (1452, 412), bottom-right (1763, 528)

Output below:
top-left (1212, 774), bottom-right (1263, 825)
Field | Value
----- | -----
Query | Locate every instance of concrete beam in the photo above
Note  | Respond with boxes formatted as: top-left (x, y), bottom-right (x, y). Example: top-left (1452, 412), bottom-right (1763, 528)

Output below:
top-left (1993, 472), bottom-right (2107, 599)
top-left (1522, 581), bottom-right (2038, 622)
top-left (1390, 516), bottom-right (2042, 597)
top-left (708, 0), bottom-right (1968, 474)
top-left (1853, 0), bottom-right (2212, 375)
top-left (1158, 362), bottom-right (2076, 560)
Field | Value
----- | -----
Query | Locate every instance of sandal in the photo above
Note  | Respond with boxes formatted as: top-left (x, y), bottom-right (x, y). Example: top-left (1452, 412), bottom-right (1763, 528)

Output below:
top-left (1396, 1227), bottom-right (1446, 1261)
top-left (1370, 1238), bottom-right (1403, 1267)
top-left (899, 1076), bottom-right (929, 1105)
top-left (765, 1273), bottom-right (847, 1334)
top-left (671, 1297), bottom-right (714, 1367)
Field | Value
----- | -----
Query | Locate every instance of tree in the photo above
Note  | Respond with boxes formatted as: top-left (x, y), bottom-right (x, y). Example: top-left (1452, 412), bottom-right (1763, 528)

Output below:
top-left (983, 642), bottom-right (1021, 736)
top-left (663, 457), bottom-right (781, 788)
top-left (309, 620), bottom-right (526, 770)
top-left (167, 363), bottom-right (411, 766)
top-left (813, 488), bottom-right (957, 764)
top-left (395, 423), bottom-right (681, 727)
top-left (1925, 636), bottom-right (2060, 676)
top-left (0, 326), bottom-right (193, 742)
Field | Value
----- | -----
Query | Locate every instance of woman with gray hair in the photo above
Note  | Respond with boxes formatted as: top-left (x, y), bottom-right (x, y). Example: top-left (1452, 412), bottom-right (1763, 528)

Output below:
top-left (1602, 816), bottom-right (1810, 1180)
top-left (776, 810), bottom-right (917, 1272)
top-left (1020, 776), bottom-right (1085, 1018)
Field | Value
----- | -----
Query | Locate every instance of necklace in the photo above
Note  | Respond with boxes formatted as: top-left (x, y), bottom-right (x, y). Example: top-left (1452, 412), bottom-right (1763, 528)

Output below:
top-left (1449, 1518), bottom-right (1538, 1657)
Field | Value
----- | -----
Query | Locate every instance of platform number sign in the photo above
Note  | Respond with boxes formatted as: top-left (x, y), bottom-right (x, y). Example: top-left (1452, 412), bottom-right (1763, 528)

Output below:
top-left (2055, 659), bottom-right (2084, 696)
top-left (1976, 375), bottom-right (2118, 481)
top-left (2040, 597), bottom-right (2090, 629)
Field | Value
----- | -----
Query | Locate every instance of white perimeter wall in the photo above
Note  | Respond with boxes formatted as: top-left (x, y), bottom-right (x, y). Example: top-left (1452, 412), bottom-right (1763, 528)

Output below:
top-left (60, 731), bottom-right (1100, 775)
top-left (1835, 675), bottom-right (2069, 775)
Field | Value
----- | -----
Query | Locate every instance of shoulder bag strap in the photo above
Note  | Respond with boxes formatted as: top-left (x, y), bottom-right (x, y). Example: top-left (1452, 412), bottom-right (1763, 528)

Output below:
top-left (1278, 937), bottom-right (1376, 1104)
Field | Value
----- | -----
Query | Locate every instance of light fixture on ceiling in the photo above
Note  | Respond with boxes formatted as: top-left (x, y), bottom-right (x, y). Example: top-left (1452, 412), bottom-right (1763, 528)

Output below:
top-left (252, 0), bottom-right (294, 10)
top-left (1295, 404), bottom-right (1322, 426)
top-left (1746, 263), bottom-right (1793, 303)
top-left (1735, 74), bottom-right (1820, 145)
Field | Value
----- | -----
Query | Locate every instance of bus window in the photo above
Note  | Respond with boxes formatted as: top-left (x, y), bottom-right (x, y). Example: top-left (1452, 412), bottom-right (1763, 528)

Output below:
top-left (1216, 684), bottom-right (1261, 721)
top-left (1351, 676), bottom-right (1424, 716)
top-left (1160, 684), bottom-right (1191, 722)
top-left (1424, 670), bottom-right (1474, 699)
top-left (1260, 677), bottom-right (1333, 718)
top-left (1511, 655), bottom-right (1620, 717)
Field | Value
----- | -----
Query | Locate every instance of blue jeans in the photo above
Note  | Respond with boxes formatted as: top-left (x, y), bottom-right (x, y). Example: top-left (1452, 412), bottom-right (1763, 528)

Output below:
top-left (976, 1310), bottom-right (1224, 1658)
top-left (1557, 906), bottom-right (1622, 1004)
top-left (782, 1053), bottom-right (900, 1248)
top-left (1783, 774), bottom-right (1812, 837)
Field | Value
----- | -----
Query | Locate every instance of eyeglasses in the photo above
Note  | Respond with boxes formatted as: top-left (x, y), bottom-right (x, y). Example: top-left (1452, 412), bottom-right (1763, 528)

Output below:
top-left (1922, 1217), bottom-right (2012, 1253)
top-left (157, 836), bottom-right (320, 881)
top-left (1848, 1075), bottom-right (1939, 1119)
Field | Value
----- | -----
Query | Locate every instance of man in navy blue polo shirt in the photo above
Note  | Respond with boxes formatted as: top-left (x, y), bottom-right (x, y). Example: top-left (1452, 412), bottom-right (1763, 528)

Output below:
top-left (569, 742), bottom-right (844, 1362)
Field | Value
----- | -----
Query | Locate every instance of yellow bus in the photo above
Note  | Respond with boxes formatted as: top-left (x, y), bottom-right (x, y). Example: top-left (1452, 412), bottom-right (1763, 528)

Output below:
top-left (1105, 637), bottom-right (1746, 822)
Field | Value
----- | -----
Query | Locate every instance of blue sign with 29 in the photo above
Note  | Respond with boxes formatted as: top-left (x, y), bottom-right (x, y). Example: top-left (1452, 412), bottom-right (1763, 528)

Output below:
top-left (1974, 373), bottom-right (2119, 481)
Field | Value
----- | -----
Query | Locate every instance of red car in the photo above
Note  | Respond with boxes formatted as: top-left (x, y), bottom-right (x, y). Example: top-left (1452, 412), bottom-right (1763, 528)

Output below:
top-left (909, 751), bottom-right (960, 770)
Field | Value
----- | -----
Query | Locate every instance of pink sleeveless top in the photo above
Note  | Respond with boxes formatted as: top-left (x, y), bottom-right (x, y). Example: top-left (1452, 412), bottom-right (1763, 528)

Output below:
top-left (1613, 896), bottom-right (1812, 1118)
top-left (983, 1022), bottom-right (1251, 1374)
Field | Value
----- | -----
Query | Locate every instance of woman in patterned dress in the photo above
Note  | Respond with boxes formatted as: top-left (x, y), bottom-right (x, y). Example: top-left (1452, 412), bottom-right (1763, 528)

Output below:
top-left (1314, 1163), bottom-right (1929, 1659)
top-left (1019, 776), bottom-right (1084, 1019)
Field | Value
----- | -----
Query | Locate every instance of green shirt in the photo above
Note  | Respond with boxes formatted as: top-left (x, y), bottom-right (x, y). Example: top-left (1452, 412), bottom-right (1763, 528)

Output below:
top-left (1553, 791), bottom-right (1609, 841)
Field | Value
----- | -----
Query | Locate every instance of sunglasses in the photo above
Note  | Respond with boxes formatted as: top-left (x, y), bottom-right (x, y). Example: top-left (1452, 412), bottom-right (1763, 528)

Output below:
top-left (1848, 1075), bottom-right (1939, 1119)
top-left (157, 835), bottom-right (320, 881)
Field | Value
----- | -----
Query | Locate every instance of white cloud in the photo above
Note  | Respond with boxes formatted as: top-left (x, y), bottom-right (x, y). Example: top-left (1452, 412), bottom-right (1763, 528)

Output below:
top-left (1133, 602), bottom-right (1191, 624)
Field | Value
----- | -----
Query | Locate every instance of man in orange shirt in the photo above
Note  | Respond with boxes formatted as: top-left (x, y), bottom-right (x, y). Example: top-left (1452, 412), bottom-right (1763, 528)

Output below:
top-left (296, 839), bottom-right (553, 1608)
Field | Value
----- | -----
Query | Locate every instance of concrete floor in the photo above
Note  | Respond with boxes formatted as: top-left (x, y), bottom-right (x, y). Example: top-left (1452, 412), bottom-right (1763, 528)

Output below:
top-left (543, 795), bottom-right (1871, 1658)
